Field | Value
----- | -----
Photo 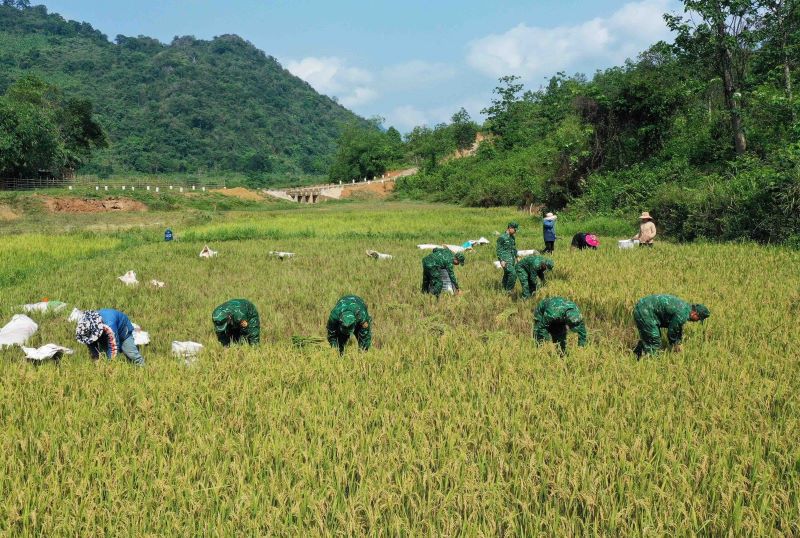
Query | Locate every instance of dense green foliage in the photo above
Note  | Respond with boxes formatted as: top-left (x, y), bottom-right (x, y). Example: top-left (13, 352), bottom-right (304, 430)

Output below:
top-left (396, 1), bottom-right (800, 244)
top-left (329, 109), bottom-right (479, 182)
top-left (0, 4), bottom-right (369, 181)
top-left (0, 75), bottom-right (106, 179)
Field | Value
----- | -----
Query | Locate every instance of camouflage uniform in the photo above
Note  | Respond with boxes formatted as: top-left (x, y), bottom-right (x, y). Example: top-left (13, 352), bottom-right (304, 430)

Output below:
top-left (496, 229), bottom-right (518, 292)
top-left (633, 294), bottom-right (693, 356)
top-left (327, 295), bottom-right (372, 354)
top-left (533, 297), bottom-right (587, 352)
top-left (516, 255), bottom-right (554, 299)
top-left (422, 248), bottom-right (460, 297)
top-left (212, 299), bottom-right (260, 346)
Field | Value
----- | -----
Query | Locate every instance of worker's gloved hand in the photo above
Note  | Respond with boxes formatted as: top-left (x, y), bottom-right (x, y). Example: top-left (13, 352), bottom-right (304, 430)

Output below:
top-left (673, 344), bottom-right (682, 353)
top-left (455, 289), bottom-right (463, 296)
top-left (500, 261), bottom-right (507, 268)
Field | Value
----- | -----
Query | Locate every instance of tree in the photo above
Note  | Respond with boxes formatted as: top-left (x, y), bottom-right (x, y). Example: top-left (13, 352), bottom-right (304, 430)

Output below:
top-left (2, 1), bottom-right (31, 8)
top-left (666, 0), bottom-right (759, 154)
top-left (450, 108), bottom-right (479, 154)
top-left (405, 124), bottom-right (455, 171)
top-left (328, 123), bottom-right (392, 182)
top-left (0, 75), bottom-right (106, 178)
top-left (757, 0), bottom-right (799, 122)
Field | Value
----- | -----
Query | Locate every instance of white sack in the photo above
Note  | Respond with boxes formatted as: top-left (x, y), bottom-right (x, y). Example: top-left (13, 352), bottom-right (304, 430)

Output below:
top-left (444, 244), bottom-right (466, 253)
top-left (131, 323), bottom-right (150, 346)
top-left (199, 245), bottom-right (218, 258)
top-left (149, 280), bottom-right (165, 288)
top-left (68, 308), bottom-right (83, 322)
top-left (493, 260), bottom-right (503, 269)
top-left (618, 239), bottom-right (640, 249)
top-left (21, 344), bottom-right (73, 362)
top-left (0, 315), bottom-right (38, 348)
top-left (23, 301), bottom-right (67, 313)
top-left (417, 244), bottom-right (440, 250)
top-left (517, 249), bottom-right (539, 257)
top-left (269, 251), bottom-right (294, 259)
top-left (118, 270), bottom-right (138, 285)
top-left (471, 237), bottom-right (490, 246)
top-left (366, 250), bottom-right (393, 260)
top-left (172, 341), bottom-right (203, 359)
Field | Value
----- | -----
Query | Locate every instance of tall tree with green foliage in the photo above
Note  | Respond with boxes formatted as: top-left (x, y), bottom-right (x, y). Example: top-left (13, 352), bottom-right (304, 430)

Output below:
top-left (0, 75), bottom-right (106, 178)
top-left (450, 108), bottom-right (479, 154)
top-left (666, 0), bottom-right (759, 154)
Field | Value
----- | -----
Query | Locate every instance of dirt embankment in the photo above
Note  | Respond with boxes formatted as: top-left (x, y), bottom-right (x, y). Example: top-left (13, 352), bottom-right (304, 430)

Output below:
top-left (42, 197), bottom-right (148, 213)
top-left (0, 204), bottom-right (20, 220)
top-left (210, 187), bottom-right (265, 201)
top-left (340, 180), bottom-right (397, 199)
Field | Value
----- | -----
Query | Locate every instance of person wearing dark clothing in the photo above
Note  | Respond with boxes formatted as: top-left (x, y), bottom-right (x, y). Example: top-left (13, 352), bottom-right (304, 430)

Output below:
top-left (571, 232), bottom-right (599, 250)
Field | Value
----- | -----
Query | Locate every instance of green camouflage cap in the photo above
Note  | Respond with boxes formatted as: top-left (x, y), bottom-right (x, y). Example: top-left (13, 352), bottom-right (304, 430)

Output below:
top-left (507, 222), bottom-right (519, 230)
top-left (566, 308), bottom-right (583, 326)
top-left (212, 310), bottom-right (231, 332)
top-left (340, 311), bottom-right (357, 331)
top-left (693, 304), bottom-right (710, 321)
top-left (454, 252), bottom-right (466, 265)
top-left (544, 258), bottom-right (555, 270)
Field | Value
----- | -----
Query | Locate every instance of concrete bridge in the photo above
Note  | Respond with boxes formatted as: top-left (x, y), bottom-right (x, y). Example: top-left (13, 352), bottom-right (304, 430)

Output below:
top-left (263, 168), bottom-right (417, 204)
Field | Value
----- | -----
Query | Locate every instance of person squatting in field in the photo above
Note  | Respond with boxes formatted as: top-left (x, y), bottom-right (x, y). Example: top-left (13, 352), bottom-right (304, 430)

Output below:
top-left (327, 295), bottom-right (372, 355)
top-left (497, 222), bottom-right (519, 293)
top-left (633, 295), bottom-right (710, 358)
top-left (533, 297), bottom-right (588, 353)
top-left (542, 213), bottom-right (557, 253)
top-left (421, 247), bottom-right (465, 297)
top-left (515, 255), bottom-right (554, 299)
top-left (75, 309), bottom-right (144, 366)
top-left (212, 299), bottom-right (260, 346)
top-left (570, 232), bottom-right (599, 250)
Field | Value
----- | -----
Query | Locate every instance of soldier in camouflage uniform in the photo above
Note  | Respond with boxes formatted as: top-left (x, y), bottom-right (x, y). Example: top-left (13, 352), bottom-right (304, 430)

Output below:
top-left (327, 295), bottom-right (372, 355)
top-left (212, 299), bottom-right (260, 346)
top-left (633, 295), bottom-right (710, 357)
top-left (516, 255), bottom-right (554, 299)
top-left (421, 248), bottom-right (465, 297)
top-left (496, 222), bottom-right (519, 292)
top-left (533, 297), bottom-right (587, 353)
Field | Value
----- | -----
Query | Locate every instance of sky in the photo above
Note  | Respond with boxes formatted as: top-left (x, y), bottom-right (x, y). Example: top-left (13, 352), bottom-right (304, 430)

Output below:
top-left (38, 0), bottom-right (683, 131)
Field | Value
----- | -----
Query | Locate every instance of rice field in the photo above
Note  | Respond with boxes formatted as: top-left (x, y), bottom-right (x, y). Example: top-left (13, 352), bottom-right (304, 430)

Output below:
top-left (1, 202), bottom-right (798, 535)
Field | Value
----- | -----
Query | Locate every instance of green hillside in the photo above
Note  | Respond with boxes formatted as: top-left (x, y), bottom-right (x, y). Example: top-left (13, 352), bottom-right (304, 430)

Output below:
top-left (0, 3), bottom-right (370, 180)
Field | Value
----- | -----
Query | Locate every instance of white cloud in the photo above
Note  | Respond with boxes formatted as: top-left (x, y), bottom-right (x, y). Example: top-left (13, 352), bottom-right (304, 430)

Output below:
top-left (286, 56), bottom-right (376, 106)
top-left (386, 105), bottom-right (429, 131)
top-left (385, 96), bottom-right (488, 131)
top-left (467, 0), bottom-right (676, 81)
top-left (287, 56), bottom-right (462, 114)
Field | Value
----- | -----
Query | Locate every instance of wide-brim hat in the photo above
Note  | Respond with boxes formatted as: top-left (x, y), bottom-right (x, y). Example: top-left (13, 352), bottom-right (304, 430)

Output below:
top-left (454, 252), bottom-right (466, 265)
top-left (639, 211), bottom-right (653, 220)
top-left (544, 212), bottom-right (557, 220)
top-left (585, 234), bottom-right (599, 247)
top-left (75, 310), bottom-right (103, 344)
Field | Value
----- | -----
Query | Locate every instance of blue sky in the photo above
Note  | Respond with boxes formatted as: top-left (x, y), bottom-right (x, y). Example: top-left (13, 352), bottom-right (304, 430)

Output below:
top-left (39, 0), bottom-right (682, 131)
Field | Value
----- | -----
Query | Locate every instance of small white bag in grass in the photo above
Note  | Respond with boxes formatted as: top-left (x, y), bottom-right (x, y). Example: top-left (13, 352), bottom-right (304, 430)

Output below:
top-left (68, 308), bottom-right (83, 322)
top-left (517, 249), bottom-right (539, 257)
top-left (23, 300), bottom-right (67, 313)
top-left (199, 245), bottom-right (218, 258)
top-left (21, 344), bottom-right (73, 362)
top-left (0, 315), bottom-right (38, 348)
top-left (269, 251), bottom-right (295, 260)
top-left (172, 341), bottom-right (203, 365)
top-left (149, 280), bottom-right (166, 288)
top-left (470, 237), bottom-right (490, 246)
top-left (416, 244), bottom-right (440, 250)
top-left (118, 270), bottom-right (139, 286)
top-left (366, 250), bottom-right (393, 260)
top-left (131, 323), bottom-right (150, 346)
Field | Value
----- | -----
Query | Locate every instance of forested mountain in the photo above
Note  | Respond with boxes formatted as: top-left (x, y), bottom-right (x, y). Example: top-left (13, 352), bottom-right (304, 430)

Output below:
top-left (0, 3), bottom-right (370, 179)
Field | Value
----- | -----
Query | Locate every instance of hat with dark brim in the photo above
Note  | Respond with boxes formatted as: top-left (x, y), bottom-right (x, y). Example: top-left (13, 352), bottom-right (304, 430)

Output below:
top-left (75, 310), bottom-right (103, 344)
top-left (340, 311), bottom-right (357, 331)
top-left (454, 252), bottom-right (466, 265)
